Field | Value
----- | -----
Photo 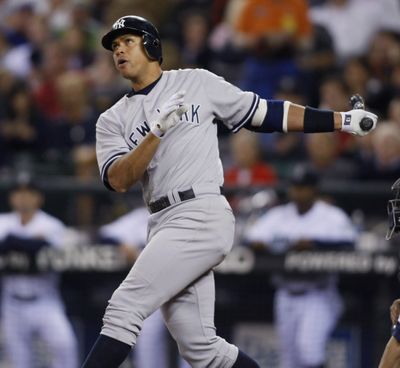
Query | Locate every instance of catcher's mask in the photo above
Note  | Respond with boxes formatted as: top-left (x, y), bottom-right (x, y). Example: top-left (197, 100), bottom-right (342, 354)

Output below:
top-left (386, 178), bottom-right (400, 240)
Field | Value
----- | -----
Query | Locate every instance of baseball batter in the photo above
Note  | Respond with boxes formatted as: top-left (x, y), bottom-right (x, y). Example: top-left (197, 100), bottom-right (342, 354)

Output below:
top-left (0, 180), bottom-right (77, 368)
top-left (82, 15), bottom-right (378, 368)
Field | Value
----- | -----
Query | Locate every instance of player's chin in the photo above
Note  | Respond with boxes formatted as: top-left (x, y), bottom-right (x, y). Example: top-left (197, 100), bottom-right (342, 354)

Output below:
top-left (119, 69), bottom-right (135, 80)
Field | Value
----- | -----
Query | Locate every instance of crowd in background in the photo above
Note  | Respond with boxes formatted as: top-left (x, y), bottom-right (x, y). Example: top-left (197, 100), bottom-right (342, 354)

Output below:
top-left (0, 0), bottom-right (399, 229)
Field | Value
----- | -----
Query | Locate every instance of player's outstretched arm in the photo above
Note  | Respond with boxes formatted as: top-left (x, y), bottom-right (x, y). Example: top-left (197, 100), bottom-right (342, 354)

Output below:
top-left (246, 96), bottom-right (378, 137)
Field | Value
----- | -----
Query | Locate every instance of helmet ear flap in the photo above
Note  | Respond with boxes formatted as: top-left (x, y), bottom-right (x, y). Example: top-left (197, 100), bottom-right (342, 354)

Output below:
top-left (142, 33), bottom-right (162, 62)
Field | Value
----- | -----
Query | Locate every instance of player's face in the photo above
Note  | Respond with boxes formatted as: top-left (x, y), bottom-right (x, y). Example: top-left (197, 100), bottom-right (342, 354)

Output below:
top-left (9, 189), bottom-right (43, 214)
top-left (288, 185), bottom-right (317, 213)
top-left (111, 34), bottom-right (150, 80)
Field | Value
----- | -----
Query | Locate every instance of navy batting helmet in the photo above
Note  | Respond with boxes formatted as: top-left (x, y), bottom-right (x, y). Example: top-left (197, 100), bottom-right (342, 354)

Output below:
top-left (102, 15), bottom-right (162, 63)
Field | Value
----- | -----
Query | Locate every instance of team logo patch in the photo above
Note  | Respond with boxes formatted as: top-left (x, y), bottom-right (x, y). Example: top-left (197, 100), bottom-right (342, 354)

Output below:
top-left (113, 19), bottom-right (125, 29)
top-left (344, 114), bottom-right (351, 125)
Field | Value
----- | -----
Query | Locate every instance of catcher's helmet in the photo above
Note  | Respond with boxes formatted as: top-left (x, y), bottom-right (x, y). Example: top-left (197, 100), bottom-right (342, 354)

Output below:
top-left (102, 15), bottom-right (162, 63)
top-left (387, 178), bottom-right (400, 240)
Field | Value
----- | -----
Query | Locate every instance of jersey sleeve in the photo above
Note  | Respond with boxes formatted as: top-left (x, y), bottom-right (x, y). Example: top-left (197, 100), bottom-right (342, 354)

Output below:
top-left (96, 109), bottom-right (130, 190)
top-left (321, 207), bottom-right (358, 243)
top-left (198, 69), bottom-right (260, 133)
top-left (43, 218), bottom-right (67, 249)
top-left (245, 209), bottom-right (280, 244)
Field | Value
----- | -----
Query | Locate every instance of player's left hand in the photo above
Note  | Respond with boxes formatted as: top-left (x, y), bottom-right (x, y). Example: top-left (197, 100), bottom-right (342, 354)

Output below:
top-left (390, 299), bottom-right (400, 325)
top-left (340, 109), bottom-right (378, 137)
top-left (151, 91), bottom-right (189, 138)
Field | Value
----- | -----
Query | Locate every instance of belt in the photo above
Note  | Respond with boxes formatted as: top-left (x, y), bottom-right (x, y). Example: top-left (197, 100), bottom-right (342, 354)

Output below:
top-left (10, 294), bottom-right (39, 302)
top-left (149, 186), bottom-right (223, 214)
top-left (285, 283), bottom-right (329, 296)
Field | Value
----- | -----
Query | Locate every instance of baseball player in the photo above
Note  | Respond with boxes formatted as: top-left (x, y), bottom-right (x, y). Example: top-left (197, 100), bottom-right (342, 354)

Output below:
top-left (379, 178), bottom-right (400, 368)
top-left (245, 166), bottom-right (358, 368)
top-left (0, 179), bottom-right (78, 368)
top-left (98, 207), bottom-right (190, 368)
top-left (82, 15), bottom-right (378, 368)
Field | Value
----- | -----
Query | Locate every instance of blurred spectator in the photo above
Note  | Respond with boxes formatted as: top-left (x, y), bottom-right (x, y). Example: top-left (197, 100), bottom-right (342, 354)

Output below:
top-left (207, 0), bottom-right (247, 82)
top-left (0, 178), bottom-right (78, 368)
top-left (309, 0), bottom-right (382, 62)
top-left (297, 24), bottom-right (336, 106)
top-left (32, 41), bottom-right (67, 121)
top-left (358, 123), bottom-right (400, 181)
top-left (366, 30), bottom-right (400, 114)
top-left (61, 26), bottom-right (95, 70)
top-left (87, 50), bottom-right (127, 113)
top-left (304, 132), bottom-right (357, 181)
top-left (51, 71), bottom-right (97, 227)
top-left (245, 165), bottom-right (357, 368)
top-left (179, 10), bottom-right (212, 69)
top-left (388, 97), bottom-right (400, 127)
top-left (51, 72), bottom-right (96, 165)
top-left (225, 129), bottom-right (277, 188)
top-left (343, 57), bottom-right (369, 102)
top-left (45, 0), bottom-right (73, 33)
top-left (1, 3), bottom-right (36, 47)
top-left (2, 15), bottom-right (49, 78)
top-left (234, 0), bottom-right (312, 98)
top-left (0, 82), bottom-right (47, 167)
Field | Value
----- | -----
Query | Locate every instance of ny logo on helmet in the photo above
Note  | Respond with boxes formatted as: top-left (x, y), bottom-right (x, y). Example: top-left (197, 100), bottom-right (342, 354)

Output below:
top-left (113, 19), bottom-right (125, 29)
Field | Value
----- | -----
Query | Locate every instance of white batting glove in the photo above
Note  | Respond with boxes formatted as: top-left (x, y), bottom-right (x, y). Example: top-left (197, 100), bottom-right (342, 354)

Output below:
top-left (151, 91), bottom-right (189, 138)
top-left (340, 110), bottom-right (378, 137)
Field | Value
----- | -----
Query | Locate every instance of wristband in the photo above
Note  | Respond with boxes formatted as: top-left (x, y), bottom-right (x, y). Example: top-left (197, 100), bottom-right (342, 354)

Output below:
top-left (339, 112), bottom-right (352, 133)
top-left (303, 106), bottom-right (335, 133)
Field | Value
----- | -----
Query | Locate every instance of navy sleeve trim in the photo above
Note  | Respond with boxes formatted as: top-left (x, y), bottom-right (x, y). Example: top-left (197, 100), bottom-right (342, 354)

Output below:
top-left (231, 93), bottom-right (260, 133)
top-left (100, 152), bottom-right (127, 191)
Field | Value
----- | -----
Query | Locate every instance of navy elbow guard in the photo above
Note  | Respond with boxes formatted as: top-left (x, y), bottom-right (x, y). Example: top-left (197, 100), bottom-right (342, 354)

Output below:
top-left (245, 100), bottom-right (286, 133)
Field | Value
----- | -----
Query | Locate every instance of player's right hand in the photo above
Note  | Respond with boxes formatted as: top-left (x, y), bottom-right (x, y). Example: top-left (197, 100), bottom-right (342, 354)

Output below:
top-left (151, 91), bottom-right (189, 138)
top-left (340, 109), bottom-right (378, 137)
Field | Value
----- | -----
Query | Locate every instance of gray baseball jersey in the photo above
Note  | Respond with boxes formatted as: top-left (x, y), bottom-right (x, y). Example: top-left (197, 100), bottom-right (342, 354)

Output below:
top-left (96, 69), bottom-right (260, 368)
top-left (96, 68), bottom-right (259, 203)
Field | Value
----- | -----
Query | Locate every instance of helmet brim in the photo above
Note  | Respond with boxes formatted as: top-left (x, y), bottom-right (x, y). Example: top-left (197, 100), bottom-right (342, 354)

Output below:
top-left (101, 28), bottom-right (143, 51)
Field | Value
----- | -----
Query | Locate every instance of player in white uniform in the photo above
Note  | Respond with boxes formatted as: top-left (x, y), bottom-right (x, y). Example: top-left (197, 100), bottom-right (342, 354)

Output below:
top-left (99, 207), bottom-right (190, 368)
top-left (0, 180), bottom-right (78, 368)
top-left (246, 166), bottom-right (357, 368)
top-left (81, 15), bottom-right (377, 368)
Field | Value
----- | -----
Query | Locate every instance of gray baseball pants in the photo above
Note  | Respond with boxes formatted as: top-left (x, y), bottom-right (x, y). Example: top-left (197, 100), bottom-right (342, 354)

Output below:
top-left (101, 193), bottom-right (239, 368)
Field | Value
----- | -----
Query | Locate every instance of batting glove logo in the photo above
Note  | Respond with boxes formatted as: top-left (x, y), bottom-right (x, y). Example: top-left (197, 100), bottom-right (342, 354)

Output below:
top-left (344, 114), bottom-right (351, 125)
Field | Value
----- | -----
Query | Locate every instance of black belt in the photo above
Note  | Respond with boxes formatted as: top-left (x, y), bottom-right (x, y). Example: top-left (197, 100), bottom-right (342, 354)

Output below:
top-left (149, 187), bottom-right (223, 214)
top-left (285, 283), bottom-right (329, 296)
top-left (10, 294), bottom-right (39, 302)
